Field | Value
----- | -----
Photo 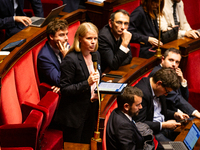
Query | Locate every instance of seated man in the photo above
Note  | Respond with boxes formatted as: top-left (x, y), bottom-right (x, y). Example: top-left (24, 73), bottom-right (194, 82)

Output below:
top-left (0, 0), bottom-right (44, 39)
top-left (149, 48), bottom-right (200, 118)
top-left (37, 19), bottom-right (69, 93)
top-left (134, 68), bottom-right (189, 148)
top-left (106, 86), bottom-right (145, 150)
top-left (160, 0), bottom-right (200, 39)
top-left (98, 9), bottom-right (132, 72)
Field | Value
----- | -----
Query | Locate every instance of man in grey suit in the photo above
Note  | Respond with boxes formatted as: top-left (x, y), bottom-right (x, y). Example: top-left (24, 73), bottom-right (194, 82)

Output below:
top-left (106, 86), bottom-right (145, 150)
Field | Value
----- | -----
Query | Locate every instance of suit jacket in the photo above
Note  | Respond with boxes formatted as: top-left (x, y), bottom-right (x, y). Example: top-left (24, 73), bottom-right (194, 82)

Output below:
top-left (55, 50), bottom-right (101, 128)
top-left (160, 0), bottom-right (191, 38)
top-left (98, 24), bottom-right (132, 72)
top-left (106, 108), bottom-right (144, 150)
top-left (37, 41), bottom-right (61, 87)
top-left (0, 0), bottom-right (43, 39)
top-left (134, 77), bottom-right (175, 134)
top-left (148, 65), bottom-right (195, 115)
top-left (128, 5), bottom-right (159, 59)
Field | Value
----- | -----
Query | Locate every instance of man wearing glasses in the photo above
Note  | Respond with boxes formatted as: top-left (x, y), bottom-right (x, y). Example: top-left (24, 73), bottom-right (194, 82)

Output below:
top-left (98, 9), bottom-right (132, 72)
top-left (134, 68), bottom-right (189, 149)
top-left (149, 48), bottom-right (200, 119)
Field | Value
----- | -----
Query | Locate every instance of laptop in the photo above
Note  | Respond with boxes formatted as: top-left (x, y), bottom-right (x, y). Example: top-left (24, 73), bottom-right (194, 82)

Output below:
top-left (161, 123), bottom-right (200, 150)
top-left (30, 4), bottom-right (66, 27)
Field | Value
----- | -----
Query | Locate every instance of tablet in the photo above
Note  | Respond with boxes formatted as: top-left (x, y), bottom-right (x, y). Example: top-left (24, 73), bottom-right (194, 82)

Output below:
top-left (95, 82), bottom-right (128, 94)
top-left (2, 39), bottom-right (26, 51)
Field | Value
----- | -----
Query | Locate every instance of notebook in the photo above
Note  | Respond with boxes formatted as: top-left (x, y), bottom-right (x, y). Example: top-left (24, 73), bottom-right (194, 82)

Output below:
top-left (161, 123), bottom-right (200, 150)
top-left (30, 4), bottom-right (66, 27)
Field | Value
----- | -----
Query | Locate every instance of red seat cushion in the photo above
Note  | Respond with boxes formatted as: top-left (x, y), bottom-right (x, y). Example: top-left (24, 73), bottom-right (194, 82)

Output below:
top-left (68, 21), bottom-right (80, 46)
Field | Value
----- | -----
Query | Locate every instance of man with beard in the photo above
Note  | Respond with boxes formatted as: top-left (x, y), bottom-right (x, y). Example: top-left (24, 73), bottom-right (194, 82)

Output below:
top-left (149, 48), bottom-right (200, 118)
top-left (106, 86), bottom-right (145, 150)
top-left (37, 19), bottom-right (69, 93)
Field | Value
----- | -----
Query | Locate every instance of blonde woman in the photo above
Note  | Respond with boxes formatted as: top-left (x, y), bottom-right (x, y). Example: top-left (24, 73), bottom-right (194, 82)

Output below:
top-left (54, 22), bottom-right (101, 144)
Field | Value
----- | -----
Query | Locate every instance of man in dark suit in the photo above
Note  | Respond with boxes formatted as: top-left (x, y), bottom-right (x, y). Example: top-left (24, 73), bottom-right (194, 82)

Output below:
top-left (0, 0), bottom-right (44, 39)
top-left (134, 68), bottom-right (189, 148)
top-left (98, 9), bottom-right (132, 72)
top-left (149, 48), bottom-right (200, 118)
top-left (37, 19), bottom-right (69, 93)
top-left (106, 86), bottom-right (145, 150)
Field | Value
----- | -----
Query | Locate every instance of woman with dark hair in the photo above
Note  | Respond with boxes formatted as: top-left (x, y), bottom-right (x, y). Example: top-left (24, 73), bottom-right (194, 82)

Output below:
top-left (54, 22), bottom-right (101, 144)
top-left (128, 0), bottom-right (164, 58)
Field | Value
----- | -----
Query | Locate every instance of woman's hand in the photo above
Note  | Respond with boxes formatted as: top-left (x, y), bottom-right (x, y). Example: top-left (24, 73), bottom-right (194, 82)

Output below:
top-left (88, 71), bottom-right (99, 86)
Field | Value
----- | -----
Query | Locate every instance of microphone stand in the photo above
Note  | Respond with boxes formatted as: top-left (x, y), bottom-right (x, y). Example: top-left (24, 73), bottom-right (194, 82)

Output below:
top-left (155, 0), bottom-right (162, 57)
top-left (93, 62), bottom-right (102, 142)
top-left (91, 60), bottom-right (101, 150)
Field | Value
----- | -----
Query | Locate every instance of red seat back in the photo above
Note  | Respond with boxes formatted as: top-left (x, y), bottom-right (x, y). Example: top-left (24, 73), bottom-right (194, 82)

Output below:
top-left (68, 21), bottom-right (80, 46)
top-left (184, 49), bottom-right (200, 90)
top-left (113, 0), bottom-right (141, 14)
top-left (182, 0), bottom-right (200, 30)
top-left (0, 68), bottom-right (22, 125)
top-left (14, 50), bottom-right (40, 105)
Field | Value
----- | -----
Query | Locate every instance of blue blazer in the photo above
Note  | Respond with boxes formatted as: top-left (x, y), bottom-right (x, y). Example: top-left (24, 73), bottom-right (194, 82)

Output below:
top-left (128, 5), bottom-right (159, 59)
top-left (37, 41), bottom-right (61, 87)
top-left (0, 0), bottom-right (44, 39)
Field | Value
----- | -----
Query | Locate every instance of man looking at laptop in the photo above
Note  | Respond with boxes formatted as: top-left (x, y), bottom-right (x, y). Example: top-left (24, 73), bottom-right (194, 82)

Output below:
top-left (37, 19), bottom-right (69, 93)
top-left (0, 0), bottom-right (44, 39)
top-left (134, 68), bottom-right (189, 149)
top-left (149, 48), bottom-right (200, 119)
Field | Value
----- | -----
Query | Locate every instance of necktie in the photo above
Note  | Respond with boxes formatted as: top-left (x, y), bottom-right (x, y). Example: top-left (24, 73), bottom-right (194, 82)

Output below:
top-left (173, 2), bottom-right (179, 25)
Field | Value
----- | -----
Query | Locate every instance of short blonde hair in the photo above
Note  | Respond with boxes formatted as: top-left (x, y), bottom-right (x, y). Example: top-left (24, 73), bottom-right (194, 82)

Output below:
top-left (68, 22), bottom-right (99, 53)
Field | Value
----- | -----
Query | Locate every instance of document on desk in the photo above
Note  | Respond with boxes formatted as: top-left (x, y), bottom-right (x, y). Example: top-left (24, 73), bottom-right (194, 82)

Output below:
top-left (95, 82), bottom-right (127, 94)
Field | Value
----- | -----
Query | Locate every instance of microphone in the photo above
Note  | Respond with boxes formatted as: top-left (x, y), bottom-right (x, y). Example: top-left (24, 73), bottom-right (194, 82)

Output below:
top-left (91, 52), bottom-right (101, 142)
top-left (92, 52), bottom-right (98, 72)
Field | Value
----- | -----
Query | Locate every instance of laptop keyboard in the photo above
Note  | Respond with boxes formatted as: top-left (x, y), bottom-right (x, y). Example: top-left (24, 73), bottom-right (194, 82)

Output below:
top-left (169, 142), bottom-right (188, 150)
top-left (32, 19), bottom-right (45, 25)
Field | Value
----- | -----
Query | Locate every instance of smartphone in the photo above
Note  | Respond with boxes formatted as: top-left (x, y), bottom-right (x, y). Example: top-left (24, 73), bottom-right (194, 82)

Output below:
top-left (2, 39), bottom-right (26, 51)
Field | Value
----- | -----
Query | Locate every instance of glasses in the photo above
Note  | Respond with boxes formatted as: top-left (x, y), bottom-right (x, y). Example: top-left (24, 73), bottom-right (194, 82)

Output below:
top-left (113, 21), bottom-right (129, 27)
top-left (164, 87), bottom-right (170, 95)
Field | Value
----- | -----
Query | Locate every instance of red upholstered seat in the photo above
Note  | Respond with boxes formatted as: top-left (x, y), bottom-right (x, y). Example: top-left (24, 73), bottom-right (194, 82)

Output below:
top-left (113, 0), bottom-right (141, 14)
top-left (0, 109), bottom-right (43, 150)
top-left (24, 0), bottom-right (63, 18)
top-left (184, 49), bottom-right (200, 111)
top-left (182, 0), bottom-right (200, 30)
top-left (41, 0), bottom-right (63, 17)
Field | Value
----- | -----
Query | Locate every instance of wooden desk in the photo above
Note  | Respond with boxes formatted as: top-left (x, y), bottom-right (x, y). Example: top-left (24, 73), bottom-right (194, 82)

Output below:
top-left (175, 118), bottom-right (200, 149)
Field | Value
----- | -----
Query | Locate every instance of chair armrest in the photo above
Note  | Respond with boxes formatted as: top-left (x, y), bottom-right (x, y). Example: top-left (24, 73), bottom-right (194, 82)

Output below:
top-left (188, 89), bottom-right (200, 111)
top-left (39, 82), bottom-right (52, 99)
top-left (0, 110), bottom-right (43, 149)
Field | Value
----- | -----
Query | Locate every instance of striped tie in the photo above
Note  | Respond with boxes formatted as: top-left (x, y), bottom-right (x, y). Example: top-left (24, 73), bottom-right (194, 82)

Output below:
top-left (173, 2), bottom-right (179, 25)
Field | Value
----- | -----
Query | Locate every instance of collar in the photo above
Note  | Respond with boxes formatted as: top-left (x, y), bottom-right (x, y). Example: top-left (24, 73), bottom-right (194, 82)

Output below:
top-left (149, 79), bottom-right (156, 97)
top-left (122, 111), bottom-right (132, 121)
top-left (48, 41), bottom-right (60, 55)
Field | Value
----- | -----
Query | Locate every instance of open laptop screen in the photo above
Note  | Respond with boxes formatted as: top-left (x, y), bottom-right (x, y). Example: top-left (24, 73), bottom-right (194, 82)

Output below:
top-left (184, 123), bottom-right (200, 150)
